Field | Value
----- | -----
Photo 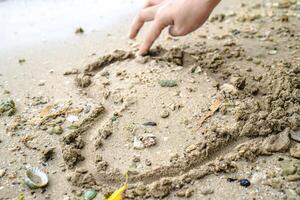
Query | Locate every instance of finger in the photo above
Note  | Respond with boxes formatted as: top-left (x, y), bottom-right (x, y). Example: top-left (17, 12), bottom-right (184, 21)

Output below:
top-left (139, 19), bottom-right (169, 55)
top-left (129, 6), bottom-right (158, 39)
top-left (144, 0), bottom-right (164, 8)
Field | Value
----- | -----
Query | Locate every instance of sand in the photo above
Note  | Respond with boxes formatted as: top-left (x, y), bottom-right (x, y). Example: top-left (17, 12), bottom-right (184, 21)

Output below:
top-left (0, 0), bottom-right (299, 199)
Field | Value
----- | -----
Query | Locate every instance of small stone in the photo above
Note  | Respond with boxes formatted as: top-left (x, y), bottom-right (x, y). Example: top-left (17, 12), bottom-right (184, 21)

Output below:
top-left (63, 69), bottom-right (79, 76)
top-left (84, 190), bottom-right (97, 200)
top-left (96, 161), bottom-right (108, 172)
top-left (176, 188), bottom-right (193, 198)
top-left (280, 160), bottom-right (297, 176)
top-left (0, 99), bottom-right (16, 116)
top-left (184, 188), bottom-right (193, 198)
top-left (98, 127), bottom-right (112, 139)
top-left (38, 80), bottom-right (46, 86)
top-left (230, 77), bottom-right (246, 90)
top-left (135, 186), bottom-right (147, 196)
top-left (145, 159), bottom-right (152, 166)
top-left (239, 179), bottom-right (251, 187)
top-left (143, 121), bottom-right (157, 126)
top-left (263, 128), bottom-right (290, 152)
top-left (75, 27), bottom-right (84, 34)
top-left (185, 144), bottom-right (197, 153)
top-left (220, 83), bottom-right (238, 95)
top-left (18, 58), bottom-right (26, 64)
top-left (287, 174), bottom-right (300, 182)
top-left (49, 125), bottom-right (63, 135)
top-left (290, 143), bottom-right (300, 158)
top-left (133, 136), bottom-right (144, 150)
top-left (75, 74), bottom-right (91, 88)
top-left (94, 137), bottom-right (103, 149)
top-left (42, 147), bottom-right (55, 162)
top-left (142, 135), bottom-right (156, 148)
top-left (158, 80), bottom-right (177, 87)
top-left (268, 50), bottom-right (277, 55)
top-left (160, 110), bottom-right (169, 118)
top-left (290, 130), bottom-right (300, 142)
top-left (132, 155), bottom-right (140, 163)
top-left (176, 190), bottom-right (186, 197)
top-left (281, 15), bottom-right (289, 22)
top-left (0, 169), bottom-right (6, 177)
top-left (200, 188), bottom-right (214, 195)
top-left (133, 134), bottom-right (157, 149)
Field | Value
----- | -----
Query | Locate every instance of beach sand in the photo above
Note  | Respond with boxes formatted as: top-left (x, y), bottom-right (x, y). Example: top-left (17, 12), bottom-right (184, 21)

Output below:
top-left (0, 0), bottom-right (299, 199)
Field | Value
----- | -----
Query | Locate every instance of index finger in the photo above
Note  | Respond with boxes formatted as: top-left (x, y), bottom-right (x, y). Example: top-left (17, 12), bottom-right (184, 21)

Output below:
top-left (129, 6), bottom-right (158, 39)
top-left (139, 19), bottom-right (169, 55)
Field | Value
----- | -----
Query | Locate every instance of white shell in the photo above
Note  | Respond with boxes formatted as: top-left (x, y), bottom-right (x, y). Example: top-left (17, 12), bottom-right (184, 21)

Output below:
top-left (24, 167), bottom-right (48, 189)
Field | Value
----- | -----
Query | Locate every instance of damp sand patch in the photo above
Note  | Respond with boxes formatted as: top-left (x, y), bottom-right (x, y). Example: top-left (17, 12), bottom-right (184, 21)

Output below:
top-left (61, 41), bottom-right (299, 198)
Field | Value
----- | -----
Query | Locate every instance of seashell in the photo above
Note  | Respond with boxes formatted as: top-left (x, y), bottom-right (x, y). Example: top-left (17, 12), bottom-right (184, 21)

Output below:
top-left (24, 167), bottom-right (48, 189)
top-left (84, 190), bottom-right (97, 200)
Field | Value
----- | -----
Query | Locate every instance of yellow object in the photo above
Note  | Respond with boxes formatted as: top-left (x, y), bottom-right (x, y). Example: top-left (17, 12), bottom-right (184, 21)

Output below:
top-left (107, 173), bottom-right (128, 200)
top-left (17, 194), bottom-right (24, 200)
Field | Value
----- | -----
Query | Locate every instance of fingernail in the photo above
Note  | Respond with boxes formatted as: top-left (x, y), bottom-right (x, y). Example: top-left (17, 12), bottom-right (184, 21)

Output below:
top-left (138, 50), bottom-right (144, 56)
top-left (138, 51), bottom-right (147, 56)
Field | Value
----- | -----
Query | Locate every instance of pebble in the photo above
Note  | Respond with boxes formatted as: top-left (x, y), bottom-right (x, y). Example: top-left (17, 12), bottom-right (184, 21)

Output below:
top-left (133, 134), bottom-right (157, 149)
top-left (176, 188), bottom-right (193, 198)
top-left (158, 80), bottom-right (177, 87)
top-left (132, 155), bottom-right (140, 163)
top-left (287, 174), bottom-right (300, 182)
top-left (75, 27), bottom-right (84, 34)
top-left (230, 77), bottom-right (246, 90)
top-left (239, 179), bottom-right (251, 187)
top-left (279, 160), bottom-right (297, 176)
top-left (49, 125), bottom-right (63, 135)
top-left (0, 169), bottom-right (6, 177)
top-left (145, 159), bottom-right (152, 166)
top-left (160, 110), bottom-right (169, 118)
top-left (290, 143), bottom-right (300, 158)
top-left (268, 50), bottom-right (277, 55)
top-left (262, 128), bottom-right (290, 152)
top-left (200, 188), bottom-right (214, 195)
top-left (84, 190), bottom-right (97, 200)
top-left (38, 80), bottom-right (46, 86)
top-left (42, 147), bottom-right (55, 162)
top-left (143, 121), bottom-right (157, 126)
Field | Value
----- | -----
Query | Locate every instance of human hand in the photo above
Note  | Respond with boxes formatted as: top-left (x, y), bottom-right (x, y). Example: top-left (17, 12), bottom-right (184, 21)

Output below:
top-left (129, 0), bottom-right (220, 55)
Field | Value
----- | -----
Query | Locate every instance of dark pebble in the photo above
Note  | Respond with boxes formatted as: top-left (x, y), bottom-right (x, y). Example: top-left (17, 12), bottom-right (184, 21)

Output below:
top-left (143, 121), bottom-right (157, 126)
top-left (239, 179), bottom-right (251, 187)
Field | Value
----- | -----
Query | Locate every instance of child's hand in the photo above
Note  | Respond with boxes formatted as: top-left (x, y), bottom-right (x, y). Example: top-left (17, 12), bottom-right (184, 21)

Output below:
top-left (129, 0), bottom-right (220, 55)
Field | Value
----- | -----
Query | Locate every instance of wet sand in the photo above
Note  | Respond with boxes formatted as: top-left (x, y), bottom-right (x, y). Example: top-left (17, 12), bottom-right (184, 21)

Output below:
top-left (0, 0), bottom-right (300, 199)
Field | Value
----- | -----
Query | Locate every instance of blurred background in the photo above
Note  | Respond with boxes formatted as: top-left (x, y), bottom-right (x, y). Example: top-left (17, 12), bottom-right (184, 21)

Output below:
top-left (0, 0), bottom-right (141, 51)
